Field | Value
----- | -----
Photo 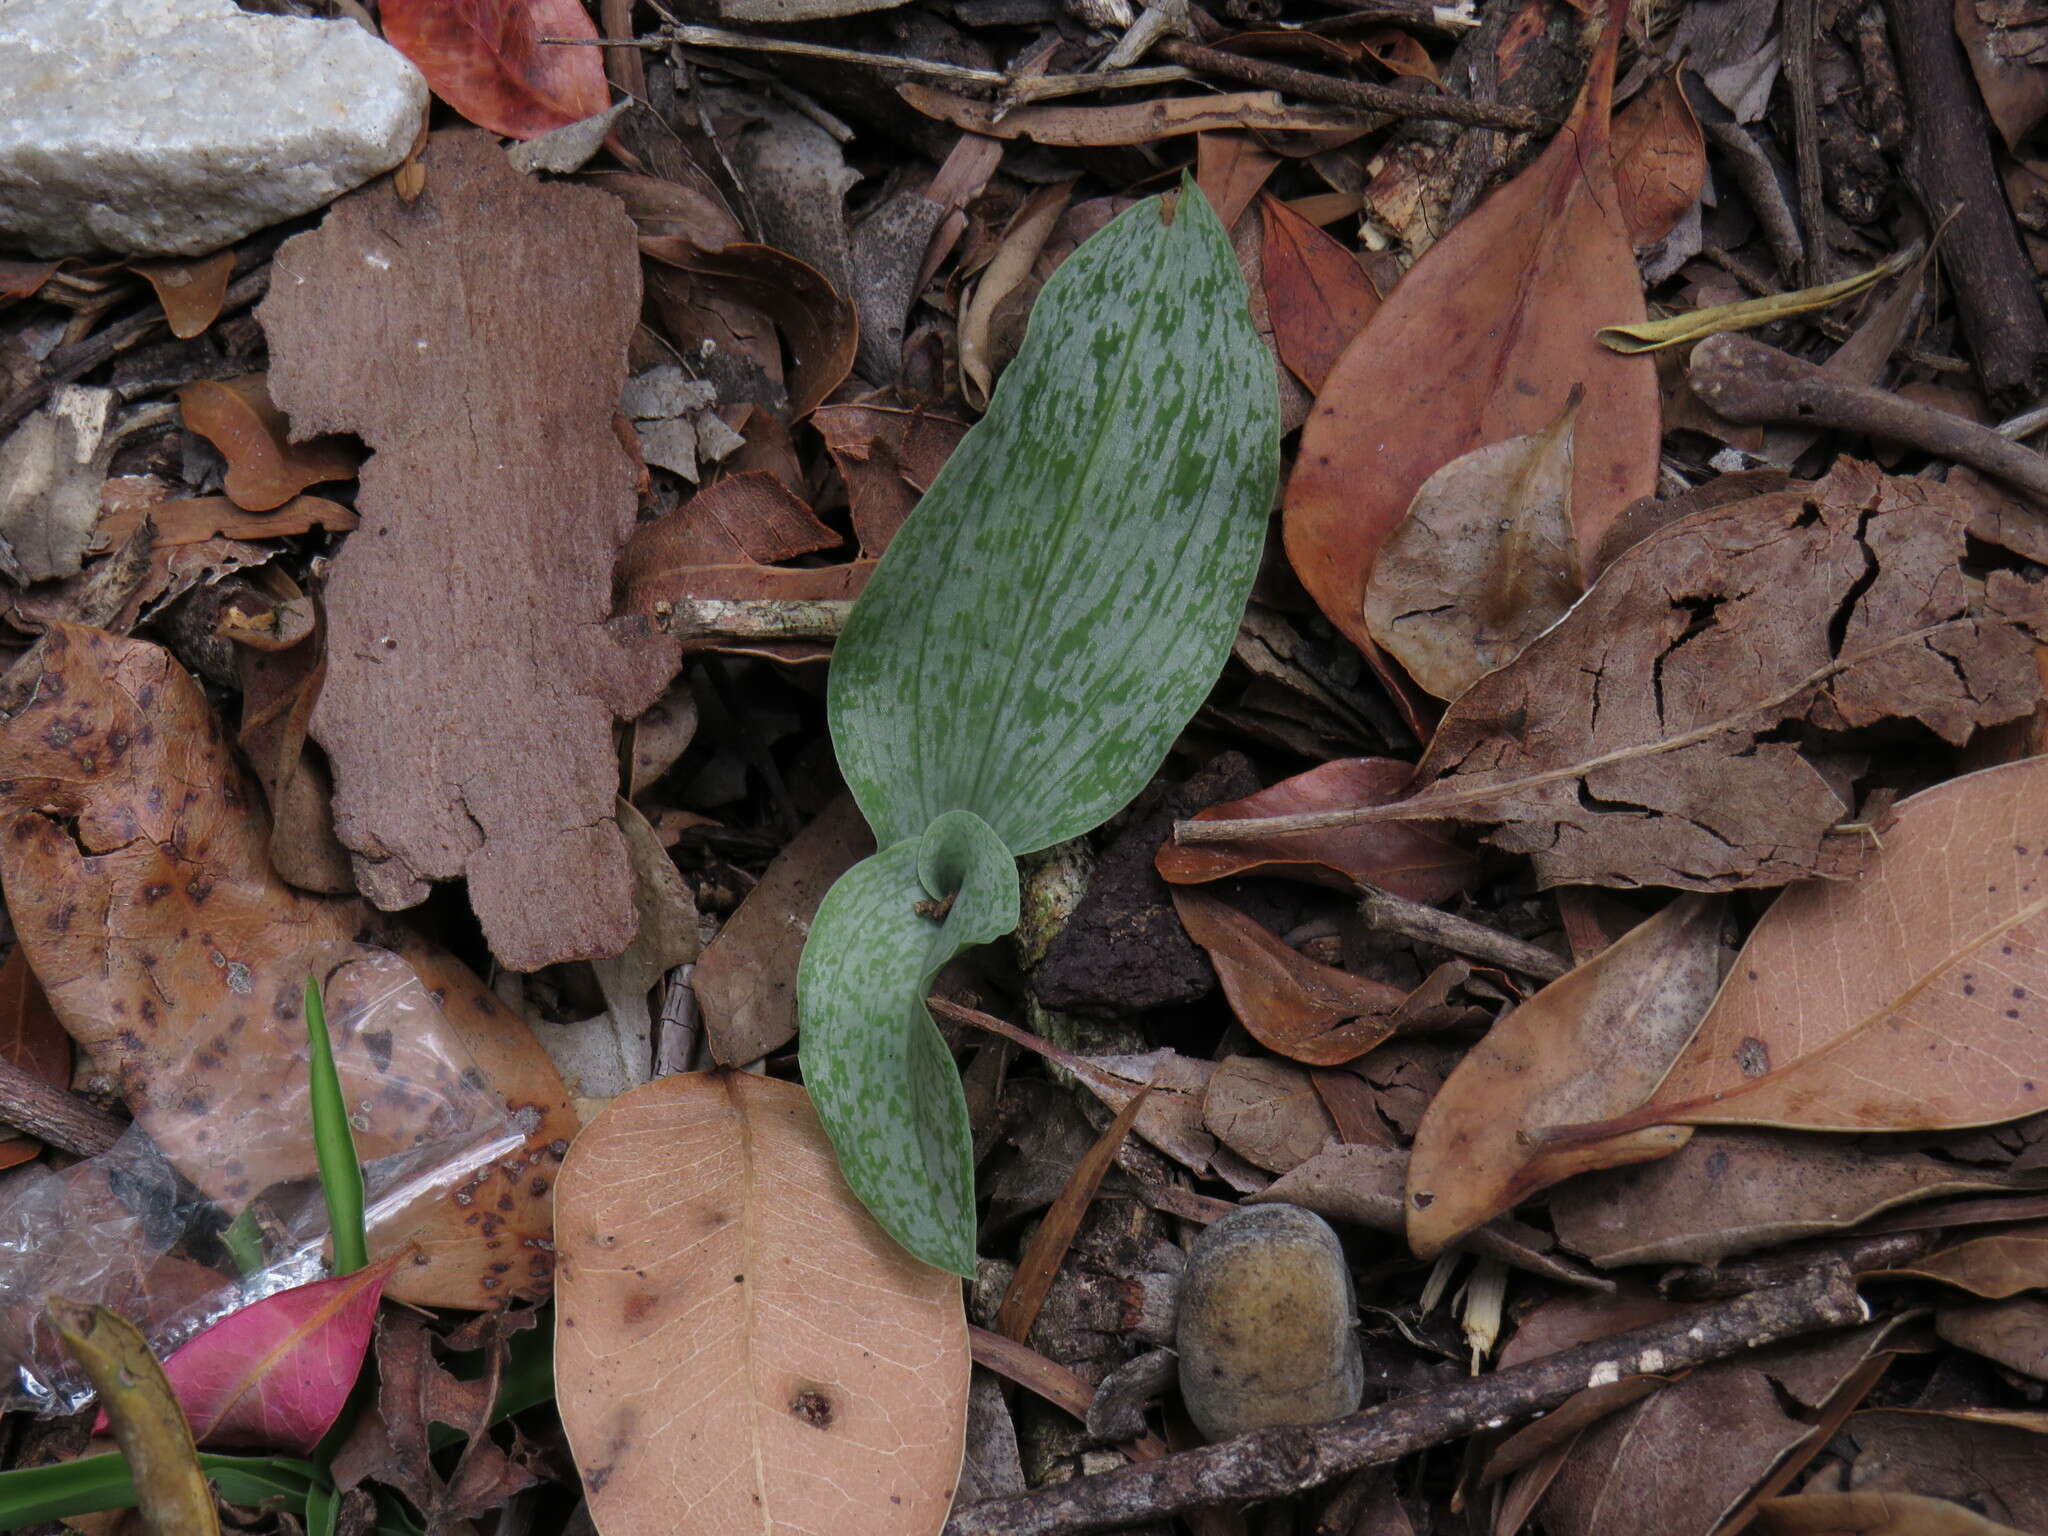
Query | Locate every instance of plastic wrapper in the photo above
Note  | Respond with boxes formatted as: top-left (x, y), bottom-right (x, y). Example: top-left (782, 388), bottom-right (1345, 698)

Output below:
top-left (0, 944), bottom-right (531, 1414)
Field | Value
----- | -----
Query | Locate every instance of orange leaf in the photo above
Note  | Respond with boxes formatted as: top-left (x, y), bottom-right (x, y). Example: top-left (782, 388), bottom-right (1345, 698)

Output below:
top-left (381, 0), bottom-right (610, 141)
top-left (1610, 69), bottom-right (1706, 247)
top-left (1283, 6), bottom-right (1658, 653)
top-left (1259, 194), bottom-right (1379, 394)
top-left (133, 252), bottom-right (237, 340)
top-left (177, 375), bottom-right (358, 512)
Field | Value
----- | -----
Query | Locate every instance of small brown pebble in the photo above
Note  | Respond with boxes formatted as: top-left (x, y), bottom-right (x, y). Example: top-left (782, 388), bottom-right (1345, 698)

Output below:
top-left (1176, 1203), bottom-right (1364, 1442)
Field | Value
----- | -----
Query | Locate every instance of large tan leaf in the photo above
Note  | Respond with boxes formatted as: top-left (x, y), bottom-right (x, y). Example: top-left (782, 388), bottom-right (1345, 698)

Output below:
top-left (554, 1070), bottom-right (968, 1536)
top-left (1633, 755), bottom-right (2048, 1133)
top-left (1404, 895), bottom-right (1722, 1257)
top-left (1282, 7), bottom-right (1658, 660)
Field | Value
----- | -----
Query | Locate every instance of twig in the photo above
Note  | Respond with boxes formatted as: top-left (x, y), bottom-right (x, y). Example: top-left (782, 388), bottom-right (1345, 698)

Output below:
top-left (1151, 39), bottom-right (1548, 132)
top-left (0, 266), bottom-right (270, 437)
top-left (1356, 888), bottom-right (1567, 981)
top-left (648, 596), bottom-right (852, 644)
top-left (943, 1265), bottom-right (1867, 1536)
top-left (1700, 120), bottom-right (1805, 282)
top-left (586, 25), bottom-right (1010, 86)
top-left (1688, 333), bottom-right (2048, 502)
top-left (0, 1055), bottom-right (125, 1158)
top-left (1659, 1230), bottom-right (1940, 1300)
top-left (1883, 0), bottom-right (2048, 411)
top-left (1782, 0), bottom-right (1829, 284)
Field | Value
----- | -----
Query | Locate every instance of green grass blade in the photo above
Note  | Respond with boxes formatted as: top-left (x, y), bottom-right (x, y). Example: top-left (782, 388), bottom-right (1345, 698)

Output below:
top-left (0, 1453), bottom-right (315, 1531)
top-left (304, 973), bottom-right (369, 1275)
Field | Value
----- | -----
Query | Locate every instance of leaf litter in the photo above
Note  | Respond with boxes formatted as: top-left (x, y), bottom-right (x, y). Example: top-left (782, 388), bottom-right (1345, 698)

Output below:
top-left (9, 0), bottom-right (2048, 1531)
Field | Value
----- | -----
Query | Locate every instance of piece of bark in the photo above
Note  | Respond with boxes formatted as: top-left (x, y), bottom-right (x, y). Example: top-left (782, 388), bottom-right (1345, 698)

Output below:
top-left (1883, 0), bottom-right (2048, 411)
top-left (258, 130), bottom-right (679, 970)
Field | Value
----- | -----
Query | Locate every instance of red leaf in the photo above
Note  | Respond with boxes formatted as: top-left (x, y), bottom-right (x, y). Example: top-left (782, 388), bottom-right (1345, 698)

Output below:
top-left (97, 1255), bottom-right (402, 1454)
top-left (382, 0), bottom-right (610, 140)
top-left (1259, 194), bottom-right (1379, 394)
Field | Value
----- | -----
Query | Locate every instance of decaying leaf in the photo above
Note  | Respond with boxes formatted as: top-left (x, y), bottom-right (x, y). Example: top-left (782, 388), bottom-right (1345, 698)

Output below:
top-left (96, 1254), bottom-right (401, 1454)
top-left (1886, 1223), bottom-right (2048, 1298)
top-left (1631, 753), bottom-right (2048, 1134)
top-left (1404, 895), bottom-right (1722, 1258)
top-left (1597, 244), bottom-right (1923, 354)
top-left (1259, 194), bottom-right (1378, 394)
top-left (555, 1070), bottom-right (967, 1536)
top-left (1363, 392), bottom-right (1583, 702)
top-left (1283, 9), bottom-right (1658, 662)
top-left (176, 376), bottom-right (359, 513)
top-left (1550, 1130), bottom-right (2048, 1268)
top-left (380, 0), bottom-right (610, 140)
top-left (0, 623), bottom-right (576, 1308)
top-left (1758, 1490), bottom-right (2029, 1535)
top-left (1936, 1297), bottom-right (2048, 1382)
top-left (1343, 460), bottom-right (2045, 891)
top-left (259, 130), bottom-right (679, 970)
top-left (810, 405), bottom-right (968, 557)
top-left (1157, 758), bottom-right (1478, 900)
top-left (1203, 1054), bottom-right (1337, 1174)
top-left (1610, 69), bottom-right (1707, 247)
top-left (1829, 1410), bottom-right (2048, 1530)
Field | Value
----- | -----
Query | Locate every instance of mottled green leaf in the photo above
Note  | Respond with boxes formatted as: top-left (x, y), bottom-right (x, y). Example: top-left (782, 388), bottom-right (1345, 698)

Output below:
top-left (826, 179), bottom-right (1280, 853)
top-left (798, 810), bottom-right (1018, 1274)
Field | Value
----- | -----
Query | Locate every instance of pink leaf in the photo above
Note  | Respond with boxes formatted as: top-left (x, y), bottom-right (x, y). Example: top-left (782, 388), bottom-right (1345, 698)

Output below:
top-left (382, 0), bottom-right (610, 141)
top-left (96, 1255), bottom-right (402, 1454)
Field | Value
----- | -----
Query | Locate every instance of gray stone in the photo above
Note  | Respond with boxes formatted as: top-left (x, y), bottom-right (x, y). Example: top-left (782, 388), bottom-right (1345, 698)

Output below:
top-left (0, 0), bottom-right (427, 258)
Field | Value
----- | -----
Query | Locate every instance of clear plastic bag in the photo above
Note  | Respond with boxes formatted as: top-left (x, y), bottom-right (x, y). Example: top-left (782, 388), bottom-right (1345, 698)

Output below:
top-left (0, 942), bottom-right (531, 1414)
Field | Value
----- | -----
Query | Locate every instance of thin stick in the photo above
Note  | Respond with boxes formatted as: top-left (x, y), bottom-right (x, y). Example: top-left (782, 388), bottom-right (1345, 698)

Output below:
top-left (1357, 888), bottom-right (1567, 981)
top-left (649, 596), bottom-right (852, 644)
top-left (943, 1265), bottom-right (1867, 1536)
top-left (1152, 39), bottom-right (1548, 132)
top-left (0, 1054), bottom-right (124, 1158)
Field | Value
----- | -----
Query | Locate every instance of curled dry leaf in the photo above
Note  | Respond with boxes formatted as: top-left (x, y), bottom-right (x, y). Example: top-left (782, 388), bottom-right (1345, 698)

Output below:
top-left (1549, 1130), bottom-right (2048, 1268)
top-left (176, 375), bottom-right (359, 513)
top-left (555, 1070), bottom-right (968, 1536)
top-left (1258, 194), bottom-right (1378, 395)
top-left (1156, 757), bottom-right (1477, 900)
top-left (380, 0), bottom-right (610, 140)
top-left (133, 251), bottom-right (236, 340)
top-left (1404, 894), bottom-right (1723, 1259)
top-left (1171, 888), bottom-right (1410, 1066)
top-left (1363, 391), bottom-right (1582, 702)
top-left (1360, 459), bottom-right (2047, 891)
top-left (1283, 9), bottom-right (1658, 658)
top-left (95, 1253), bottom-right (402, 1454)
top-left (1624, 753), bottom-right (2048, 1135)
top-left (1610, 70), bottom-right (1708, 247)
top-left (0, 624), bottom-right (575, 1308)
top-left (94, 493), bottom-right (357, 553)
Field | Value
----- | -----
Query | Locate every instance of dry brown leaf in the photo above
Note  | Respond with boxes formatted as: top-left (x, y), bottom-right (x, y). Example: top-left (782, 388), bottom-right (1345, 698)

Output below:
top-left (695, 795), bottom-right (875, 1067)
top-left (1258, 193), bottom-right (1378, 394)
top-left (176, 375), bottom-right (359, 513)
top-left (1833, 1410), bottom-right (2048, 1530)
top-left (1156, 757), bottom-right (1477, 899)
top-left (1884, 1222), bottom-right (2048, 1298)
top-left (0, 945), bottom-right (70, 1171)
top-left (1195, 133), bottom-right (1281, 230)
top-left (555, 1070), bottom-right (967, 1536)
top-left (1363, 391), bottom-right (1582, 701)
top-left (809, 405), bottom-right (968, 557)
top-left (1283, 11), bottom-right (1658, 664)
top-left (1203, 1055), bottom-right (1337, 1174)
top-left (133, 252), bottom-right (237, 341)
top-left (1316, 460), bottom-right (2047, 891)
top-left (897, 83), bottom-right (1371, 146)
top-left (93, 493), bottom-right (357, 552)
top-left (1758, 1490), bottom-right (2030, 1536)
top-left (1626, 752), bottom-right (2048, 1135)
top-left (1935, 1296), bottom-right (2048, 1381)
top-left (1610, 70), bottom-right (1707, 246)
top-left (259, 130), bottom-right (680, 969)
top-left (0, 623), bottom-right (575, 1308)
top-left (1550, 1130), bottom-right (2048, 1268)
top-left (1171, 888), bottom-right (1409, 1066)
top-left (960, 183), bottom-right (1073, 412)
top-left (1403, 895), bottom-right (1721, 1257)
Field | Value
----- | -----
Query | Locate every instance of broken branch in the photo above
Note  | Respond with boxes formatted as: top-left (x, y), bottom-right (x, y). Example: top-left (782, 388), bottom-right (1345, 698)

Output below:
top-left (1150, 40), bottom-right (1548, 132)
top-left (0, 1054), bottom-right (125, 1159)
top-left (1356, 887), bottom-right (1567, 981)
top-left (942, 1264), bottom-right (1866, 1536)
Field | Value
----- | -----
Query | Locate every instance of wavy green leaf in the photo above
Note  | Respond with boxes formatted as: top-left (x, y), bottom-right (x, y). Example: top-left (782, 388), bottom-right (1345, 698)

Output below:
top-left (827, 179), bottom-right (1279, 854)
top-left (799, 810), bottom-right (1018, 1274)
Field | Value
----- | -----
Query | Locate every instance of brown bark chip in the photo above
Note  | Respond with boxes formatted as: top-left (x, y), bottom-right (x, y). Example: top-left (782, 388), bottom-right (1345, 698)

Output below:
top-left (258, 132), bottom-right (679, 970)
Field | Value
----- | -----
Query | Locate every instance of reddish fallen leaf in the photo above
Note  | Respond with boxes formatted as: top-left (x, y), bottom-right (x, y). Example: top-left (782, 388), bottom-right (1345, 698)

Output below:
top-left (1259, 195), bottom-right (1379, 394)
top-left (0, 946), bottom-right (70, 1172)
top-left (94, 494), bottom-right (357, 552)
top-left (1171, 888), bottom-right (1409, 1066)
top-left (1283, 8), bottom-right (1658, 651)
top-left (1609, 69), bottom-right (1707, 246)
top-left (809, 405), bottom-right (969, 557)
top-left (380, 0), bottom-right (609, 140)
top-left (1623, 754), bottom-right (2048, 1135)
top-left (132, 252), bottom-right (236, 340)
top-left (1404, 895), bottom-right (1722, 1257)
top-left (176, 376), bottom-right (359, 513)
top-left (0, 257), bottom-right (61, 307)
top-left (1194, 132), bottom-right (1281, 230)
top-left (94, 1255), bottom-right (402, 1454)
top-left (1156, 757), bottom-right (1477, 900)
top-left (1358, 27), bottom-right (1441, 83)
top-left (616, 471), bottom-right (836, 575)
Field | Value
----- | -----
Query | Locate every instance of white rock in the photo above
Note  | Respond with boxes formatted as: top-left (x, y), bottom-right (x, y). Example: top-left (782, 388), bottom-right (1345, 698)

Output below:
top-left (0, 0), bottom-right (428, 258)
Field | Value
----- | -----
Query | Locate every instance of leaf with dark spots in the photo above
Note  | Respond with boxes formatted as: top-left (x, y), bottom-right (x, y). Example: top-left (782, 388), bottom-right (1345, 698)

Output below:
top-left (0, 624), bottom-right (575, 1309)
top-left (1282, 6), bottom-right (1659, 661)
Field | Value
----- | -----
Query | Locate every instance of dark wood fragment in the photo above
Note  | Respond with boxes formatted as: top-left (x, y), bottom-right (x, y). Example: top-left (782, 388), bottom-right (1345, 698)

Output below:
top-left (0, 1053), bottom-right (123, 1158)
